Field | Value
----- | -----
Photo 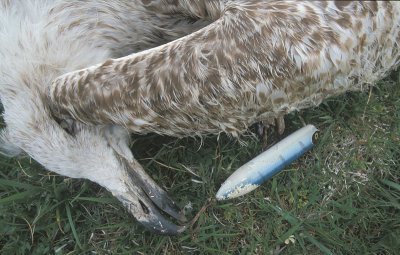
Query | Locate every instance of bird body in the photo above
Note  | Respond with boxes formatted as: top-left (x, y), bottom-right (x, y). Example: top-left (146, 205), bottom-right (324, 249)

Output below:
top-left (51, 1), bottom-right (400, 138)
top-left (1, 0), bottom-right (400, 234)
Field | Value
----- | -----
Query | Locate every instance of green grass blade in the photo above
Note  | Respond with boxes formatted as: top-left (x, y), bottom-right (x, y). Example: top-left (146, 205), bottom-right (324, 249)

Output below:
top-left (303, 231), bottom-right (335, 255)
top-left (65, 203), bottom-right (82, 249)
top-left (278, 221), bottom-right (303, 244)
top-left (0, 190), bottom-right (38, 204)
top-left (381, 179), bottom-right (400, 192)
top-left (74, 197), bottom-right (117, 204)
top-left (0, 179), bottom-right (40, 190)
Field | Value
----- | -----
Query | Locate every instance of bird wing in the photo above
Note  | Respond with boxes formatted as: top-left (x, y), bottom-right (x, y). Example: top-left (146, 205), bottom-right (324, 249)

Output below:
top-left (49, 1), bottom-right (397, 135)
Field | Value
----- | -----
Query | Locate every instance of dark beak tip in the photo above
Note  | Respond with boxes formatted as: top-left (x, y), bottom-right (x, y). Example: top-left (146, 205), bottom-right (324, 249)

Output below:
top-left (140, 220), bottom-right (187, 235)
top-left (118, 157), bottom-right (188, 235)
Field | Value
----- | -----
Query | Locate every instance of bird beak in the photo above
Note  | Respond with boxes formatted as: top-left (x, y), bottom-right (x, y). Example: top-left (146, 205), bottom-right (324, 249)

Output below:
top-left (113, 157), bottom-right (187, 235)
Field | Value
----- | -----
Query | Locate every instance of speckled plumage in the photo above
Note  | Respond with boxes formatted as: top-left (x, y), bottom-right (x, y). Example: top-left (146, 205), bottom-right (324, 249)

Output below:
top-left (1, 1), bottom-right (400, 234)
top-left (51, 1), bottom-right (400, 138)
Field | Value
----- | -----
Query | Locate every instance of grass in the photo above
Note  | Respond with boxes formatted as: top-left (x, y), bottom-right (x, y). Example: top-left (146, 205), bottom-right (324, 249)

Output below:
top-left (1, 71), bottom-right (400, 254)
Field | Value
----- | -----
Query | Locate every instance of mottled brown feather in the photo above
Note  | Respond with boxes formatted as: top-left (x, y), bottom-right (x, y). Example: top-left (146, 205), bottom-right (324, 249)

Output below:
top-left (50, 1), bottom-right (400, 139)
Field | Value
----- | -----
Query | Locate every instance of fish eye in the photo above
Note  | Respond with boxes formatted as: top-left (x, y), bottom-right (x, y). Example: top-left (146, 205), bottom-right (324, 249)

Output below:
top-left (312, 131), bottom-right (319, 144)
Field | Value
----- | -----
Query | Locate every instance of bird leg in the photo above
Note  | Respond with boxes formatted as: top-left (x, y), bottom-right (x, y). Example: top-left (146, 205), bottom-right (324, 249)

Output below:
top-left (276, 115), bottom-right (286, 136)
top-left (260, 115), bottom-right (285, 150)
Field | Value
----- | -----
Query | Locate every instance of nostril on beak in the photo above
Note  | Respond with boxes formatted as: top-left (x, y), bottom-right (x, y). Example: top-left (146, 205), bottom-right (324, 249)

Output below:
top-left (138, 199), bottom-right (150, 214)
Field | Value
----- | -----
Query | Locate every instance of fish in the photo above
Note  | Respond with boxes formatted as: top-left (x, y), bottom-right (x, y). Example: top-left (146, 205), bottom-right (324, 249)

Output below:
top-left (216, 125), bottom-right (319, 200)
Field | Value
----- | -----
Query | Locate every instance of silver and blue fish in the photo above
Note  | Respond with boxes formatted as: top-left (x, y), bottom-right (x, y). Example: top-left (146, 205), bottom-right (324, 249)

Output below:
top-left (216, 124), bottom-right (319, 200)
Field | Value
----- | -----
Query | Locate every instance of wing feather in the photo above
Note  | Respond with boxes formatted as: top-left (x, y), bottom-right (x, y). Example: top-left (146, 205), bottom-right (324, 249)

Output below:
top-left (50, 1), bottom-right (400, 136)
